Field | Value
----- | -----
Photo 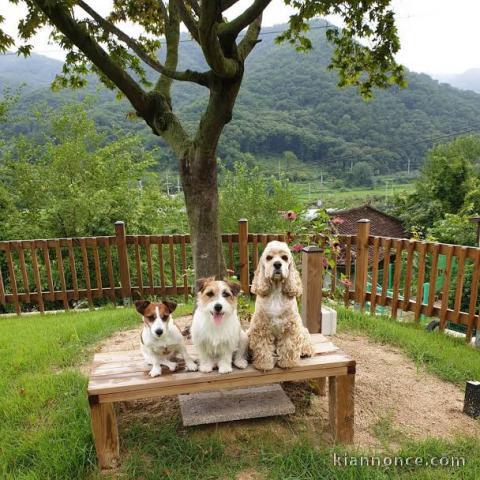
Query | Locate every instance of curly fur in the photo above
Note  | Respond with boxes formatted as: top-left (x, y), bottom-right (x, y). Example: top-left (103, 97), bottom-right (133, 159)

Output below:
top-left (248, 241), bottom-right (314, 371)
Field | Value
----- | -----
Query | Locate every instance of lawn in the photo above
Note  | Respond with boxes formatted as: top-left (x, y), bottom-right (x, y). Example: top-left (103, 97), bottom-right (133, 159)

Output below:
top-left (0, 304), bottom-right (479, 479)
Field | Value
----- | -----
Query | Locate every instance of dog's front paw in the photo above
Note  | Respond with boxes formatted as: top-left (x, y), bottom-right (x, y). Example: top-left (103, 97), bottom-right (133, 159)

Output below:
top-left (149, 366), bottom-right (162, 377)
top-left (167, 362), bottom-right (178, 372)
top-left (253, 359), bottom-right (275, 371)
top-left (186, 360), bottom-right (198, 372)
top-left (218, 364), bottom-right (233, 374)
top-left (233, 357), bottom-right (248, 369)
top-left (277, 358), bottom-right (298, 369)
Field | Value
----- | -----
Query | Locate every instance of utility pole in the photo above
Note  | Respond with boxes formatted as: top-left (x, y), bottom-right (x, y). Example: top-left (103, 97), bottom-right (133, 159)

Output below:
top-left (177, 176), bottom-right (181, 193)
top-left (407, 158), bottom-right (411, 175)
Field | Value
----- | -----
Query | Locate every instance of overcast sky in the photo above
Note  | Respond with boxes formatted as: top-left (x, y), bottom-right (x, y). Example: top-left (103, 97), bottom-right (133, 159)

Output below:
top-left (1, 0), bottom-right (479, 76)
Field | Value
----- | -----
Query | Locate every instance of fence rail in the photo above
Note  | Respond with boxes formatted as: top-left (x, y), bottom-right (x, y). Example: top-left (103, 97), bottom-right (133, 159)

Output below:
top-left (0, 218), bottom-right (479, 343)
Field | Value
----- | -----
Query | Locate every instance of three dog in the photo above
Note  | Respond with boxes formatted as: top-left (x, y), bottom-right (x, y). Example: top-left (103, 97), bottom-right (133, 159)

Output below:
top-left (137, 240), bottom-right (312, 376)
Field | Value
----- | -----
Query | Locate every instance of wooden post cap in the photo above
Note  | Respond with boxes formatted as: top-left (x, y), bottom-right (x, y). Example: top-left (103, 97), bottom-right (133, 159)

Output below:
top-left (238, 218), bottom-right (248, 223)
top-left (114, 221), bottom-right (125, 226)
top-left (357, 218), bottom-right (371, 224)
top-left (301, 245), bottom-right (323, 253)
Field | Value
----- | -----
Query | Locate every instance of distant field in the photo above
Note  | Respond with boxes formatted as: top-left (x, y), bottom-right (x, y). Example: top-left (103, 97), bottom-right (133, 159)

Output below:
top-left (292, 180), bottom-right (415, 209)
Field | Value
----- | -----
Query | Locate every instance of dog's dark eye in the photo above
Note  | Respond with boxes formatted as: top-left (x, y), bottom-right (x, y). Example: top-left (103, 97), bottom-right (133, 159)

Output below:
top-left (222, 291), bottom-right (231, 297)
top-left (281, 255), bottom-right (288, 261)
top-left (162, 315), bottom-right (169, 321)
top-left (147, 315), bottom-right (155, 322)
top-left (206, 291), bottom-right (214, 297)
top-left (266, 255), bottom-right (272, 261)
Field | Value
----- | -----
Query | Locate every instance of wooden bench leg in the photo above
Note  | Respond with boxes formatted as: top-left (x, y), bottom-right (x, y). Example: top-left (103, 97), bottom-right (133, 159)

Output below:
top-left (328, 373), bottom-right (354, 443)
top-left (89, 396), bottom-right (120, 469)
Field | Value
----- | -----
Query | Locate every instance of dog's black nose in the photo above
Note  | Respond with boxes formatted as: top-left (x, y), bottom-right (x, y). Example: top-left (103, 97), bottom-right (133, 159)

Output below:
top-left (154, 328), bottom-right (163, 336)
top-left (214, 303), bottom-right (223, 312)
top-left (273, 261), bottom-right (282, 270)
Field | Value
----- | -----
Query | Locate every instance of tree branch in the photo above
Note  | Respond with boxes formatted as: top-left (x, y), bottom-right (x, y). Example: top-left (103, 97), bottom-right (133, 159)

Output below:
top-left (221, 0), bottom-right (240, 12)
top-left (34, 0), bottom-right (149, 116)
top-left (238, 13), bottom-right (263, 61)
top-left (218, 0), bottom-right (271, 40)
top-left (198, 0), bottom-right (239, 78)
top-left (174, 0), bottom-right (200, 42)
top-left (184, 0), bottom-right (200, 17)
top-left (77, 0), bottom-right (209, 87)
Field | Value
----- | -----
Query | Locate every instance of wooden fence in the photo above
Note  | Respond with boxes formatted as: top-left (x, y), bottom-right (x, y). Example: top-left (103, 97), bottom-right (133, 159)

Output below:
top-left (0, 218), bottom-right (479, 343)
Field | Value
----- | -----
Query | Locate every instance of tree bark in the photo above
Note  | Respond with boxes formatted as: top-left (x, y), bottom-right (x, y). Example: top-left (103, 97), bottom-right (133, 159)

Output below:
top-left (181, 146), bottom-right (226, 279)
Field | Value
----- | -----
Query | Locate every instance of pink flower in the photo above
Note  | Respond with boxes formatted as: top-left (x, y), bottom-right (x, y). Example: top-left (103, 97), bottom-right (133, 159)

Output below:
top-left (291, 243), bottom-right (304, 252)
top-left (332, 216), bottom-right (345, 225)
top-left (341, 278), bottom-right (353, 287)
top-left (322, 257), bottom-right (329, 268)
top-left (282, 210), bottom-right (297, 221)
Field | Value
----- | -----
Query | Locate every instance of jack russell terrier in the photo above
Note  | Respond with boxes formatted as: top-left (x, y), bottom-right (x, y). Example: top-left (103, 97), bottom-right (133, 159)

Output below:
top-left (191, 278), bottom-right (248, 374)
top-left (135, 299), bottom-right (197, 377)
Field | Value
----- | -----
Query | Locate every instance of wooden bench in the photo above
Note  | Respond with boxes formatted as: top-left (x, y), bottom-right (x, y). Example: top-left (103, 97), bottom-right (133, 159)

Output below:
top-left (87, 333), bottom-right (356, 469)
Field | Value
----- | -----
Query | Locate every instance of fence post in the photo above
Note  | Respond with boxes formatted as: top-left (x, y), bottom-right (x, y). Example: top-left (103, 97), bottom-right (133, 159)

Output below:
top-left (115, 221), bottom-right (131, 304)
top-left (301, 246), bottom-right (324, 333)
top-left (355, 219), bottom-right (370, 312)
top-left (238, 219), bottom-right (250, 294)
top-left (301, 245), bottom-right (325, 396)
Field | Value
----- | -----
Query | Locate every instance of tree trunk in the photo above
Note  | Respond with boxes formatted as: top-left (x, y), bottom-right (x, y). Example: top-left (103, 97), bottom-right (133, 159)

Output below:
top-left (181, 145), bottom-right (226, 280)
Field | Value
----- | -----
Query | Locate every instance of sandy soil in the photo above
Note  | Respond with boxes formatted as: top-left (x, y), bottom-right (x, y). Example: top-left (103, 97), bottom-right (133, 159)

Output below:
top-left (85, 315), bottom-right (480, 450)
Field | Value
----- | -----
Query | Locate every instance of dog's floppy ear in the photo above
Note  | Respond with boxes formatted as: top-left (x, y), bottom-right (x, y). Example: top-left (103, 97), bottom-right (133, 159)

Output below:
top-left (196, 276), bottom-right (214, 293)
top-left (162, 299), bottom-right (177, 313)
top-left (251, 262), bottom-right (270, 297)
top-left (134, 300), bottom-right (150, 315)
top-left (282, 260), bottom-right (303, 298)
top-left (226, 280), bottom-right (241, 297)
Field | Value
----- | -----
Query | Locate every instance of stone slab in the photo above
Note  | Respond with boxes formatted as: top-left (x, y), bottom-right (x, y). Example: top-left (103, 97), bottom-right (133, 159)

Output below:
top-left (179, 384), bottom-right (295, 426)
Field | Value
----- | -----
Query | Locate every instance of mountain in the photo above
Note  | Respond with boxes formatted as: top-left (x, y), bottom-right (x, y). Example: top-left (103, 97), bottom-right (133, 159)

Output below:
top-left (435, 69), bottom-right (480, 94)
top-left (3, 23), bottom-right (480, 178)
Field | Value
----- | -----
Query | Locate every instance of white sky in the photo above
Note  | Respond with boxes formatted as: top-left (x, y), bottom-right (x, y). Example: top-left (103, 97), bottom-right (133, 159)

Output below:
top-left (1, 0), bottom-right (479, 75)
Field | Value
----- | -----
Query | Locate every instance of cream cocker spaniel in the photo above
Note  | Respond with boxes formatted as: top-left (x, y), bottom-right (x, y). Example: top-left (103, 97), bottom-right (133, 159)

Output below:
top-left (248, 240), bottom-right (314, 371)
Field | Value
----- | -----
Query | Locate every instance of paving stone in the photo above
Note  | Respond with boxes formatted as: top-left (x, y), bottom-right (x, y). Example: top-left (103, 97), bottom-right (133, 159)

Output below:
top-left (179, 384), bottom-right (295, 426)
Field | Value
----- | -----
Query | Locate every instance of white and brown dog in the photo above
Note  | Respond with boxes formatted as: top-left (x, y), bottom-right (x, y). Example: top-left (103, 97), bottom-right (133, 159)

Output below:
top-left (248, 241), bottom-right (314, 371)
top-left (191, 278), bottom-right (248, 374)
top-left (135, 299), bottom-right (197, 377)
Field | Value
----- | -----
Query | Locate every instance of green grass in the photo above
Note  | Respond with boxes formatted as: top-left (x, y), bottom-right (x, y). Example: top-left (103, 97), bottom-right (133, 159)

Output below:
top-left (0, 303), bottom-right (479, 479)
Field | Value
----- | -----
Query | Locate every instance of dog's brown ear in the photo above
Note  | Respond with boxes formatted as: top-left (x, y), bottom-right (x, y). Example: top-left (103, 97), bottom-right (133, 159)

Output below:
top-left (196, 276), bottom-right (214, 293)
top-left (134, 300), bottom-right (150, 315)
top-left (162, 299), bottom-right (177, 313)
top-left (226, 280), bottom-right (241, 297)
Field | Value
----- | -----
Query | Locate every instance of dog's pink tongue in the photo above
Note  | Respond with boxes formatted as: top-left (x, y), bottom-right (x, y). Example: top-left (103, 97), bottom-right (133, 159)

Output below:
top-left (213, 312), bottom-right (223, 325)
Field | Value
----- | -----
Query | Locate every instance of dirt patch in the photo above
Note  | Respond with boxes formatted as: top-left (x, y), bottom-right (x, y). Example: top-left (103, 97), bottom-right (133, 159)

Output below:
top-left (84, 317), bottom-right (480, 451)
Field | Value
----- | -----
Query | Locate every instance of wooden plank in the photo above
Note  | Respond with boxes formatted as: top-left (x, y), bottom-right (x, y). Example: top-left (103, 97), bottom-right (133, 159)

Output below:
top-left (16, 242), bottom-right (30, 303)
top-left (301, 247), bottom-right (323, 333)
top-left (369, 237), bottom-right (380, 314)
top-left (168, 236), bottom-right (177, 294)
top-left (252, 235), bottom-right (259, 271)
top-left (466, 249), bottom-right (480, 342)
top-left (453, 246), bottom-right (467, 321)
top-left (30, 246), bottom-right (45, 313)
top-left (414, 242), bottom-right (427, 321)
top-left (89, 401), bottom-right (119, 470)
top-left (238, 220), bottom-right (249, 294)
top-left (134, 236), bottom-right (144, 297)
top-left (329, 373), bottom-right (355, 443)
top-left (157, 243), bottom-right (166, 295)
top-left (180, 235), bottom-right (188, 302)
top-left (344, 236), bottom-right (353, 307)
top-left (228, 234), bottom-right (234, 273)
top-left (355, 220), bottom-right (370, 311)
top-left (92, 239), bottom-right (103, 298)
top-left (330, 247), bottom-right (337, 297)
top-left (96, 365), bottom-right (350, 403)
top-left (80, 238), bottom-right (93, 307)
top-left (439, 245), bottom-right (454, 330)
top-left (145, 237), bottom-right (154, 296)
top-left (104, 241), bottom-right (116, 302)
top-left (0, 259), bottom-right (6, 306)
top-left (89, 351), bottom-right (354, 397)
top-left (55, 240), bottom-right (69, 310)
top-left (5, 244), bottom-right (21, 314)
top-left (42, 243), bottom-right (55, 302)
top-left (67, 238), bottom-right (79, 300)
top-left (379, 237), bottom-right (391, 307)
top-left (426, 243), bottom-right (440, 317)
top-left (402, 240), bottom-right (415, 311)
top-left (390, 239), bottom-right (403, 319)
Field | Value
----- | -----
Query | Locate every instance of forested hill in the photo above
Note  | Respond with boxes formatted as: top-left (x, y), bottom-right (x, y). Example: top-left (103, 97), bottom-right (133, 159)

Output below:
top-left (3, 22), bottom-right (480, 177)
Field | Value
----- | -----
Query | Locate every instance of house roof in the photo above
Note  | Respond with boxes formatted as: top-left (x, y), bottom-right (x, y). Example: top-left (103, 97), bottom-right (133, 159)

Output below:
top-left (329, 204), bottom-right (406, 239)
